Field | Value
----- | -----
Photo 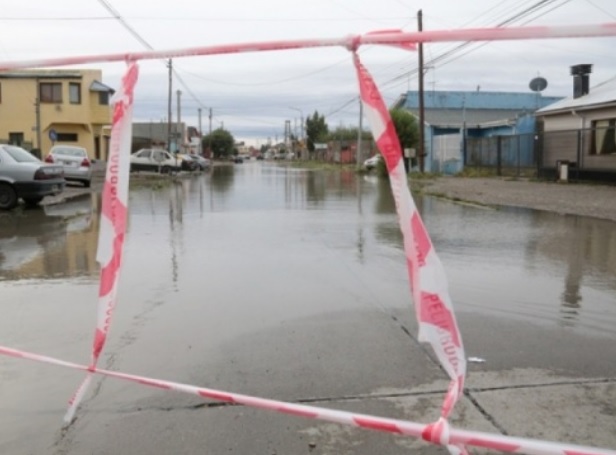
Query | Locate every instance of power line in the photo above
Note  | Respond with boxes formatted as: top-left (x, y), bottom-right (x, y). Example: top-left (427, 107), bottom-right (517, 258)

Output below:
top-left (96, 0), bottom-right (209, 112)
top-left (381, 0), bottom-right (571, 90)
top-left (583, 0), bottom-right (616, 19)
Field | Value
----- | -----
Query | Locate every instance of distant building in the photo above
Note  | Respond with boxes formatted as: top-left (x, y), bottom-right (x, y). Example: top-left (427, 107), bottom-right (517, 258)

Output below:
top-left (132, 121), bottom-right (185, 153)
top-left (0, 69), bottom-right (114, 160)
top-left (393, 90), bottom-right (562, 173)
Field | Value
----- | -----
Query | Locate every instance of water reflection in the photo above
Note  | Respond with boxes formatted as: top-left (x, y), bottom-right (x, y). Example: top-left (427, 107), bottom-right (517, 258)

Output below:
top-left (1, 164), bottom-right (614, 337)
top-left (0, 195), bottom-right (99, 281)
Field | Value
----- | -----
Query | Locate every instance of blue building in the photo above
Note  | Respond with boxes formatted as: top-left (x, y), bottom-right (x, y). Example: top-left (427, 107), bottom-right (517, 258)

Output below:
top-left (392, 91), bottom-right (562, 173)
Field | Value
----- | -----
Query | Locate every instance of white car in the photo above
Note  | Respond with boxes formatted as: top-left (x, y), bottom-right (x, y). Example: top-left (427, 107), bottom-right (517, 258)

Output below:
top-left (363, 154), bottom-right (382, 170)
top-left (130, 148), bottom-right (182, 174)
top-left (45, 145), bottom-right (93, 187)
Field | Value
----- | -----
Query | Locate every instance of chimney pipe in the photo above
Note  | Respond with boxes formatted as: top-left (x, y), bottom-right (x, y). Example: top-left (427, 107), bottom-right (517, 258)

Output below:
top-left (570, 64), bottom-right (592, 99)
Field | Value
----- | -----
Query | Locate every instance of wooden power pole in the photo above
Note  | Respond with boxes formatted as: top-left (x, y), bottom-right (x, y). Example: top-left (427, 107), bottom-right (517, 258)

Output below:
top-left (418, 10), bottom-right (425, 172)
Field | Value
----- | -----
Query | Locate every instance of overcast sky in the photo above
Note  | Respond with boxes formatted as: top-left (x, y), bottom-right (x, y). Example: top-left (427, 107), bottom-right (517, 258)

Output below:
top-left (1, 0), bottom-right (615, 144)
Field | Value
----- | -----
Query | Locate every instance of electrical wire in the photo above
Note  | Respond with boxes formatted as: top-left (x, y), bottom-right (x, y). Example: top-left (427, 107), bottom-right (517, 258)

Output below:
top-left (583, 0), bottom-right (616, 19)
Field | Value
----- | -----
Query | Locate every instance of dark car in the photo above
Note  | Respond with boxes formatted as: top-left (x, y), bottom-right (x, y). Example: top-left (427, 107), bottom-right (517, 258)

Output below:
top-left (233, 156), bottom-right (244, 164)
top-left (0, 145), bottom-right (65, 210)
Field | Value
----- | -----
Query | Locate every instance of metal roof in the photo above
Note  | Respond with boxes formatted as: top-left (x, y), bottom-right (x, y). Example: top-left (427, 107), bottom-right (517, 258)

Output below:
top-left (396, 90), bottom-right (561, 111)
top-left (407, 108), bottom-right (523, 128)
top-left (0, 71), bottom-right (82, 79)
top-left (89, 80), bottom-right (115, 93)
top-left (536, 76), bottom-right (616, 115)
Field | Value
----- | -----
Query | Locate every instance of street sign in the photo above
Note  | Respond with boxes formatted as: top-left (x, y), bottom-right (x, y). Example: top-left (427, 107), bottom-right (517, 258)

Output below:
top-left (48, 128), bottom-right (58, 142)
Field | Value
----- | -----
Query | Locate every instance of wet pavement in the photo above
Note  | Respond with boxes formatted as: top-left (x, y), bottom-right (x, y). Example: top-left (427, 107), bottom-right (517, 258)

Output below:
top-left (0, 161), bottom-right (615, 454)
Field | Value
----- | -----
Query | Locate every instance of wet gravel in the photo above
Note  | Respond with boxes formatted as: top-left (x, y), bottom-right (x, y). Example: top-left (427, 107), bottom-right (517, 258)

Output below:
top-left (419, 176), bottom-right (616, 222)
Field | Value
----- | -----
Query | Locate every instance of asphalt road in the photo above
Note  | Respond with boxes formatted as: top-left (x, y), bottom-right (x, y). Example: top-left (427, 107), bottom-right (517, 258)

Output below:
top-left (3, 163), bottom-right (615, 454)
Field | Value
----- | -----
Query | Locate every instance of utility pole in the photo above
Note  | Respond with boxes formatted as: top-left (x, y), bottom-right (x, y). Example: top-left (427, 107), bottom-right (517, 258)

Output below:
top-left (198, 108), bottom-right (203, 155)
top-left (418, 10), bottom-right (425, 172)
top-left (176, 89), bottom-right (182, 152)
top-left (356, 98), bottom-right (363, 169)
top-left (34, 97), bottom-right (41, 152)
top-left (208, 107), bottom-right (212, 158)
top-left (167, 59), bottom-right (173, 151)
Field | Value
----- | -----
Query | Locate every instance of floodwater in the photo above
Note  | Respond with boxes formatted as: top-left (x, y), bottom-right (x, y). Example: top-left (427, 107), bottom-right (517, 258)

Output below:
top-left (1, 161), bottom-right (615, 454)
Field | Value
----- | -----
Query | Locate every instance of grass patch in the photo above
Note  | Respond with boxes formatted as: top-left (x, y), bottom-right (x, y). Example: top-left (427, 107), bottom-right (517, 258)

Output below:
top-left (129, 173), bottom-right (173, 190)
top-left (289, 161), bottom-right (357, 171)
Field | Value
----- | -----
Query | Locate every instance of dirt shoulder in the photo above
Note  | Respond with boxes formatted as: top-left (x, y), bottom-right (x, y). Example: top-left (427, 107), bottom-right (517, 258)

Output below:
top-left (416, 176), bottom-right (616, 222)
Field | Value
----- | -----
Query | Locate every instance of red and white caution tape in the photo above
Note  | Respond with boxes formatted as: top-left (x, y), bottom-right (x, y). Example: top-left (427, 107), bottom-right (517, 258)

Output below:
top-left (1, 345), bottom-right (614, 455)
top-left (0, 22), bottom-right (614, 455)
top-left (351, 49), bottom-right (466, 453)
top-left (0, 23), bottom-right (614, 71)
top-left (64, 62), bottom-right (139, 424)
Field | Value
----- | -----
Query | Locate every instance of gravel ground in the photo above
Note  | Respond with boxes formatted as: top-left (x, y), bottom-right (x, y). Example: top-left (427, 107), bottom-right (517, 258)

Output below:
top-left (418, 176), bottom-right (616, 222)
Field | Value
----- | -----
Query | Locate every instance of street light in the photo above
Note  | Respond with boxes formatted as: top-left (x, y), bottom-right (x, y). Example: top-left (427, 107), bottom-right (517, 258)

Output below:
top-left (288, 107), bottom-right (304, 140)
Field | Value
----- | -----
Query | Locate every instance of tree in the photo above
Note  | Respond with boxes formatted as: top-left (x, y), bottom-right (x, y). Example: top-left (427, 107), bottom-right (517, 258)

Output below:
top-left (375, 109), bottom-right (420, 177)
top-left (202, 128), bottom-right (235, 159)
top-left (305, 111), bottom-right (329, 153)
top-left (389, 108), bottom-right (419, 152)
top-left (327, 126), bottom-right (373, 142)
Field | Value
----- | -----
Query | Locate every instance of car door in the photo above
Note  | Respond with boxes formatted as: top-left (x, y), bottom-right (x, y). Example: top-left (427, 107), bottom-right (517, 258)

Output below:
top-left (131, 149), bottom-right (152, 171)
top-left (152, 150), bottom-right (171, 171)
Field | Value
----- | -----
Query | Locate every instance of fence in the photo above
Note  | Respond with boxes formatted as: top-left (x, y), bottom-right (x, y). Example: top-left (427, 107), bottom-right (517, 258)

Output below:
top-left (465, 133), bottom-right (537, 177)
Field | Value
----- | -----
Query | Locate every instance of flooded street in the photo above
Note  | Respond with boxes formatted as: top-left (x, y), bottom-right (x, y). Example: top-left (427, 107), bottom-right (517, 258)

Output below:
top-left (1, 161), bottom-right (615, 454)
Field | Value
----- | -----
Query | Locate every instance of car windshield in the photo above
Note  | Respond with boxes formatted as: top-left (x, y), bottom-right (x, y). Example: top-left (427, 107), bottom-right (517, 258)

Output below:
top-left (52, 147), bottom-right (86, 157)
top-left (3, 146), bottom-right (40, 163)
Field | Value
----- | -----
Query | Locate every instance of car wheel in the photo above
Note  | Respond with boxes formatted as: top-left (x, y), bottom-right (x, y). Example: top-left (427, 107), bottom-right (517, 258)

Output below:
top-left (0, 183), bottom-right (18, 210)
top-left (160, 166), bottom-right (171, 174)
top-left (23, 196), bottom-right (43, 207)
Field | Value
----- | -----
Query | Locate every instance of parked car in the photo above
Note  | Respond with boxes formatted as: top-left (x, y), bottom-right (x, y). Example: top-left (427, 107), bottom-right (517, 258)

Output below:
top-left (45, 145), bottom-right (93, 187)
top-left (0, 144), bottom-right (65, 210)
top-left (130, 148), bottom-right (183, 173)
top-left (233, 155), bottom-right (244, 164)
top-left (184, 154), bottom-right (211, 171)
top-left (363, 154), bottom-right (382, 171)
top-left (177, 153), bottom-right (200, 172)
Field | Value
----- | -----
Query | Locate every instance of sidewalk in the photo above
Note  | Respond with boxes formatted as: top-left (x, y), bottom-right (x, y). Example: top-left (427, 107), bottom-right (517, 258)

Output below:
top-left (418, 176), bottom-right (616, 222)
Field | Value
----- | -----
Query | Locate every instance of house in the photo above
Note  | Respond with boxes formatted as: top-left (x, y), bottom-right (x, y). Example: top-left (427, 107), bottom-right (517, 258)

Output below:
top-left (0, 69), bottom-right (114, 160)
top-left (535, 64), bottom-right (616, 181)
top-left (393, 90), bottom-right (562, 174)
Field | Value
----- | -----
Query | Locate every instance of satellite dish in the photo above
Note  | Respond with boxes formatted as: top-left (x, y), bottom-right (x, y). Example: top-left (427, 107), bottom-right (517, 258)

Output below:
top-left (529, 77), bottom-right (548, 92)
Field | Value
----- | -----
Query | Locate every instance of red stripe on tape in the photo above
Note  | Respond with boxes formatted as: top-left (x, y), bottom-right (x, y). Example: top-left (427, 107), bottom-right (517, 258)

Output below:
top-left (198, 390), bottom-right (236, 403)
top-left (354, 417), bottom-right (403, 434)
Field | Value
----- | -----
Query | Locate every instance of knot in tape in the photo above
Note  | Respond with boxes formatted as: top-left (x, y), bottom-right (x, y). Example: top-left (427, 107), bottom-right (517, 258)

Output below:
top-left (345, 34), bottom-right (361, 52)
top-left (421, 417), bottom-right (451, 446)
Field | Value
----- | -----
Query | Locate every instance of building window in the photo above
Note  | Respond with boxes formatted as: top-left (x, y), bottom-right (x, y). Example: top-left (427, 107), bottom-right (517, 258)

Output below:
top-left (591, 119), bottom-right (616, 155)
top-left (99, 91), bottom-right (109, 105)
top-left (69, 83), bottom-right (81, 104)
top-left (39, 82), bottom-right (63, 103)
top-left (56, 133), bottom-right (78, 142)
top-left (8, 132), bottom-right (24, 146)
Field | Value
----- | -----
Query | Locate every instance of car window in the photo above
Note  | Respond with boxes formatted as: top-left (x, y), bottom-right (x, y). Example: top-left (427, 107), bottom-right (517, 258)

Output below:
top-left (2, 145), bottom-right (40, 163)
top-left (52, 147), bottom-right (86, 157)
top-left (137, 150), bottom-right (152, 158)
top-left (152, 151), bottom-right (165, 161)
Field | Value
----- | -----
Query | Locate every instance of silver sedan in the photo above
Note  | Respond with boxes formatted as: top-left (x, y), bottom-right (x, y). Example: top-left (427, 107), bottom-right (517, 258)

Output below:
top-left (0, 145), bottom-right (65, 209)
top-left (45, 145), bottom-right (93, 187)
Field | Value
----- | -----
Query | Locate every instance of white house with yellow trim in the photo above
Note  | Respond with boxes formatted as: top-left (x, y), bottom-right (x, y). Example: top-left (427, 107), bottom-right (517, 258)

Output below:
top-left (0, 69), bottom-right (114, 160)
